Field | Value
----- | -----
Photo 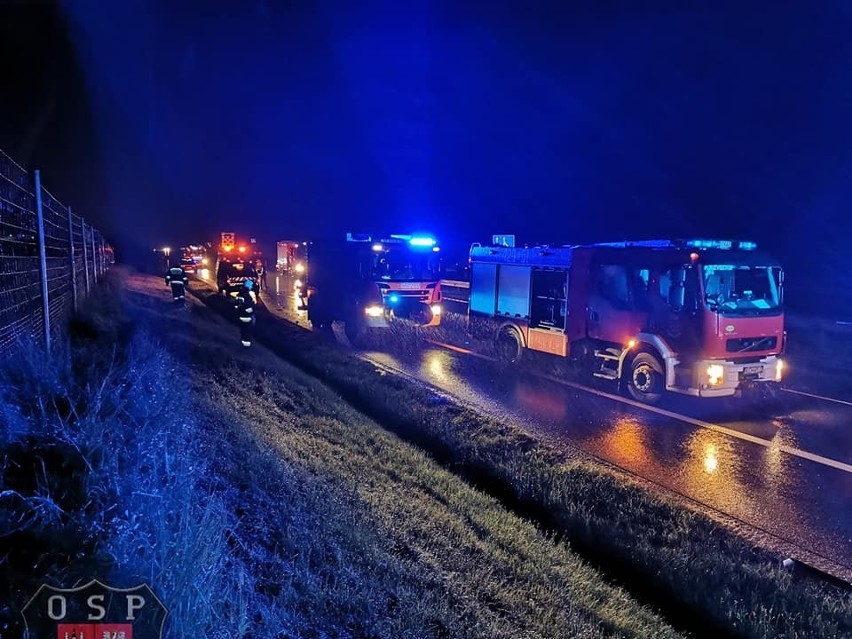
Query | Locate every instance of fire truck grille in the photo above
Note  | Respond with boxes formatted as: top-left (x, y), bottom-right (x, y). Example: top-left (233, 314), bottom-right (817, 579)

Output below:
top-left (726, 336), bottom-right (777, 353)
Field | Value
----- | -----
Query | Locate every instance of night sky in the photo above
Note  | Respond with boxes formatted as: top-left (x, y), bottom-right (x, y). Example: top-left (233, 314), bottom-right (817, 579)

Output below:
top-left (2, 1), bottom-right (851, 303)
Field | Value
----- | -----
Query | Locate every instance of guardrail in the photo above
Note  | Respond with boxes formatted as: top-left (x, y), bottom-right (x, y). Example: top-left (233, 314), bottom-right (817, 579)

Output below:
top-left (0, 148), bottom-right (113, 353)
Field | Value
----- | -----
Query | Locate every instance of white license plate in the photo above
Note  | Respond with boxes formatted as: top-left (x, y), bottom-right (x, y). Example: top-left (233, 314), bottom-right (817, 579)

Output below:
top-left (743, 365), bottom-right (763, 376)
top-left (399, 282), bottom-right (421, 289)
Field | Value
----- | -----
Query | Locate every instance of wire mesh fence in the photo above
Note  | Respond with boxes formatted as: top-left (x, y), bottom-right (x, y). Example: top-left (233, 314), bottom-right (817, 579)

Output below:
top-left (0, 148), bottom-right (113, 353)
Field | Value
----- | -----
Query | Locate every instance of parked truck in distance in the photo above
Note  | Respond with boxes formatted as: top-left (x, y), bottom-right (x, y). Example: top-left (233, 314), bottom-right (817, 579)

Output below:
top-left (276, 240), bottom-right (308, 275)
top-left (276, 240), bottom-right (309, 301)
top-left (216, 259), bottom-right (259, 296)
top-left (306, 233), bottom-right (443, 343)
top-left (467, 238), bottom-right (785, 404)
top-left (215, 234), bottom-right (261, 296)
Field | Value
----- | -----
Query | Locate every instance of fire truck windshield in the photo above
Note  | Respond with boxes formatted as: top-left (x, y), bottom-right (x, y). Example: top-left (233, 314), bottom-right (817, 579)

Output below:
top-left (702, 264), bottom-right (783, 316)
top-left (371, 248), bottom-right (439, 282)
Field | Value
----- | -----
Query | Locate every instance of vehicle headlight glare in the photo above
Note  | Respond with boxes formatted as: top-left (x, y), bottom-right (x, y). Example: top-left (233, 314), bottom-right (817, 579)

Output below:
top-left (775, 359), bottom-right (784, 382)
top-left (706, 364), bottom-right (724, 385)
top-left (364, 305), bottom-right (384, 317)
top-left (294, 263), bottom-right (305, 274)
top-left (430, 304), bottom-right (442, 316)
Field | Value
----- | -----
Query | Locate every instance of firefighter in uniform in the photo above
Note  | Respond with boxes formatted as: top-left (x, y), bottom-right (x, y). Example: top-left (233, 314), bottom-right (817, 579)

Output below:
top-left (234, 279), bottom-right (257, 347)
top-left (165, 264), bottom-right (189, 302)
top-left (255, 258), bottom-right (267, 291)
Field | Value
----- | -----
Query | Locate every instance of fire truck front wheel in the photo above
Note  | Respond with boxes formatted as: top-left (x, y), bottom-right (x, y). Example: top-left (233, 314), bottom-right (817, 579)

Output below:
top-left (308, 309), bottom-right (332, 332)
top-left (625, 352), bottom-right (664, 404)
top-left (496, 327), bottom-right (524, 364)
top-left (345, 317), bottom-right (368, 345)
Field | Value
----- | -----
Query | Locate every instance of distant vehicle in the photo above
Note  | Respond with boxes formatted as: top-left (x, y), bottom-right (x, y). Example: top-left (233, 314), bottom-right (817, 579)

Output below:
top-left (179, 257), bottom-right (198, 274)
top-left (181, 244), bottom-right (209, 267)
top-left (216, 259), bottom-right (259, 296)
top-left (214, 233), bottom-right (263, 294)
top-left (467, 238), bottom-right (785, 404)
top-left (276, 240), bottom-right (308, 275)
top-left (306, 233), bottom-right (443, 342)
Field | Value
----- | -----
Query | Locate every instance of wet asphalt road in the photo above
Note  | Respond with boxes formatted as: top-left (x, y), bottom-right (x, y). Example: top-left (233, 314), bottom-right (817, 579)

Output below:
top-left (210, 270), bottom-right (852, 582)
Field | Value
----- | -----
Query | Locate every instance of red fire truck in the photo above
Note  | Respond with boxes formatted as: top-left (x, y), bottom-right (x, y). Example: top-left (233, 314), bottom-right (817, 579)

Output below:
top-left (306, 233), bottom-right (443, 342)
top-left (468, 239), bottom-right (785, 403)
top-left (276, 240), bottom-right (308, 274)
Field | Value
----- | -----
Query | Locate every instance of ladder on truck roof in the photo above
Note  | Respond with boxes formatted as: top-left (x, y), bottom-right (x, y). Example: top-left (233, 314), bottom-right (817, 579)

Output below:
top-left (469, 244), bottom-right (574, 268)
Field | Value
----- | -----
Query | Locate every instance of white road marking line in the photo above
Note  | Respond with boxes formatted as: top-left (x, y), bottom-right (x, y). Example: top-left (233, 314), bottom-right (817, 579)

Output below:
top-left (424, 339), bottom-right (852, 475)
top-left (781, 387), bottom-right (852, 407)
top-left (425, 339), bottom-right (493, 361)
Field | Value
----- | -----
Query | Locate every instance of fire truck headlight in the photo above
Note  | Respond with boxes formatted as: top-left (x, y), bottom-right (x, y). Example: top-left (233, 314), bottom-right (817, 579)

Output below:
top-left (430, 304), bottom-right (442, 316)
top-left (364, 305), bottom-right (384, 317)
top-left (201, 257), bottom-right (209, 265)
top-left (294, 279), bottom-right (303, 289)
top-left (294, 262), bottom-right (305, 274)
top-left (706, 364), bottom-right (724, 386)
top-left (775, 359), bottom-right (784, 382)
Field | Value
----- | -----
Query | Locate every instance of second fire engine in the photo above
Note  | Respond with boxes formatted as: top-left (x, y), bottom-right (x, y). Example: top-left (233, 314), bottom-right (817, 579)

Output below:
top-left (306, 233), bottom-right (443, 343)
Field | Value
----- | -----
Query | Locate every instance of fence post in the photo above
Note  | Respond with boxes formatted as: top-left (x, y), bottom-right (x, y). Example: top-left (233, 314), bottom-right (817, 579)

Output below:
top-left (68, 205), bottom-right (78, 312)
top-left (34, 170), bottom-right (51, 353)
top-left (82, 218), bottom-right (90, 294)
top-left (95, 231), bottom-right (101, 277)
top-left (91, 226), bottom-right (98, 284)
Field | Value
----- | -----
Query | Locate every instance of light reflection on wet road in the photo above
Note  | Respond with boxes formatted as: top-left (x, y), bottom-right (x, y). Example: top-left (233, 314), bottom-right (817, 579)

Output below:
top-left (209, 272), bottom-right (852, 580)
top-left (361, 341), bottom-right (852, 581)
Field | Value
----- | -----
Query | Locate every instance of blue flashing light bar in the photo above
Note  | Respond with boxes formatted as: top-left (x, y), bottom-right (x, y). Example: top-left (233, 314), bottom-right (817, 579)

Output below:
top-left (409, 236), bottom-right (436, 247)
top-left (388, 294), bottom-right (400, 304)
top-left (684, 239), bottom-right (757, 251)
top-left (685, 239), bottom-right (732, 250)
top-left (592, 238), bottom-right (759, 251)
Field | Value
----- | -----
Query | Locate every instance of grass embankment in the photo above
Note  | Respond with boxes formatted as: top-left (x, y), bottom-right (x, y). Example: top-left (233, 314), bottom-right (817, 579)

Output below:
top-left (196, 277), bottom-right (852, 638)
top-left (2, 269), bottom-right (682, 638)
top-left (1, 275), bottom-right (242, 636)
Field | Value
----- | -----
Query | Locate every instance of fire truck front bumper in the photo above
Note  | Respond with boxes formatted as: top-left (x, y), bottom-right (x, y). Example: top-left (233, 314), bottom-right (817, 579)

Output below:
top-left (687, 355), bottom-right (784, 398)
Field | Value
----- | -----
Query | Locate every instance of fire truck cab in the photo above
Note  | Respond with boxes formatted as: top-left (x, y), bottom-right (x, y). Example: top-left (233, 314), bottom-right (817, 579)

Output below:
top-left (306, 233), bottom-right (443, 343)
top-left (469, 239), bottom-right (785, 403)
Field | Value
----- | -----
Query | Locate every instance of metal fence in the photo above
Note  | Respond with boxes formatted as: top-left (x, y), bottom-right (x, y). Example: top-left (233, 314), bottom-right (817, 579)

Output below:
top-left (0, 148), bottom-right (113, 353)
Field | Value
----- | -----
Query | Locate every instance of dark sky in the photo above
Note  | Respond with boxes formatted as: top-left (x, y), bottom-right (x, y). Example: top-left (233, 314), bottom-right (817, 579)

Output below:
top-left (2, 0), bottom-right (852, 284)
